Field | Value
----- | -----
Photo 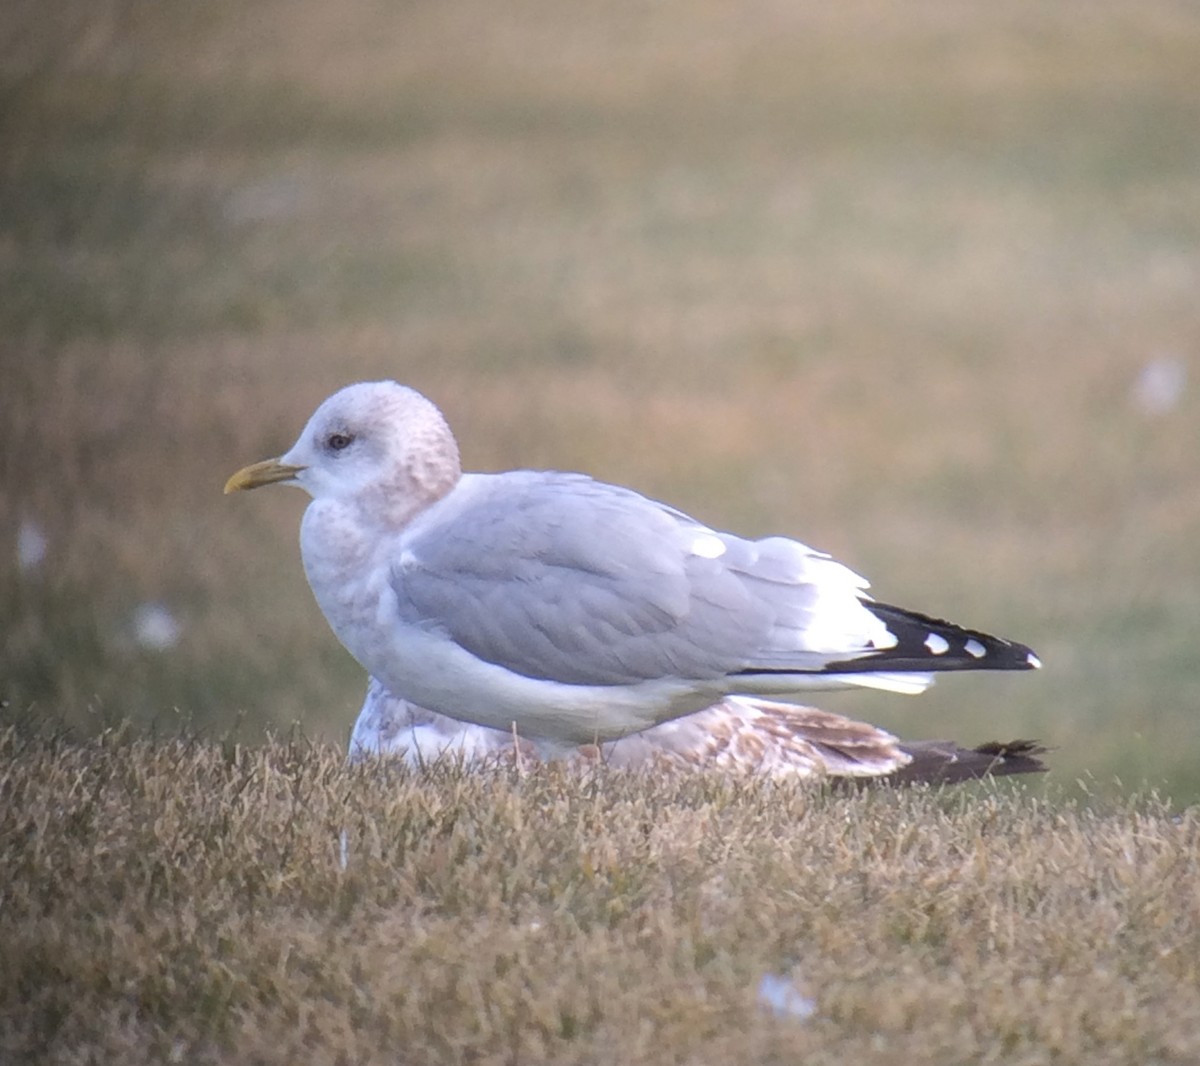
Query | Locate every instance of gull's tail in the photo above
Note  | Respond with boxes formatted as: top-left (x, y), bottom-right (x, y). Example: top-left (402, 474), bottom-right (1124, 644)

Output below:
top-left (874, 738), bottom-right (1049, 787)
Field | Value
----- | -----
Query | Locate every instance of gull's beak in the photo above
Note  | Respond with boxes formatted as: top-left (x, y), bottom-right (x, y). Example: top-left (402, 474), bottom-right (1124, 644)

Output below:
top-left (224, 458), bottom-right (307, 494)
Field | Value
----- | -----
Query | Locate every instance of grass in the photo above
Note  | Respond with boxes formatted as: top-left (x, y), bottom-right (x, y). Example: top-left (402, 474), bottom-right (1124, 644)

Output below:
top-left (2, 725), bottom-right (1198, 1065)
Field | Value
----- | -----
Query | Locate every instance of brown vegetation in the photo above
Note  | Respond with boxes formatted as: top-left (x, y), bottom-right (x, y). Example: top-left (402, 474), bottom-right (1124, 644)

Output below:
top-left (2, 727), bottom-right (1196, 1065)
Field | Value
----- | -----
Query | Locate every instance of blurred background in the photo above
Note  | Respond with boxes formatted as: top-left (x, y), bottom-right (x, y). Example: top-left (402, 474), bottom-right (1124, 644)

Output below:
top-left (2, 0), bottom-right (1198, 798)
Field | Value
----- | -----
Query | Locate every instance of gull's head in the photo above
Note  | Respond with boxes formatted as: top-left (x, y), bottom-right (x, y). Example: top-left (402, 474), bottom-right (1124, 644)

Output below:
top-left (225, 381), bottom-right (461, 526)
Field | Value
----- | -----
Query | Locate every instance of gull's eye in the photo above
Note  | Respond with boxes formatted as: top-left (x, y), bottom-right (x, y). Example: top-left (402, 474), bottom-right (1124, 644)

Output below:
top-left (326, 432), bottom-right (355, 452)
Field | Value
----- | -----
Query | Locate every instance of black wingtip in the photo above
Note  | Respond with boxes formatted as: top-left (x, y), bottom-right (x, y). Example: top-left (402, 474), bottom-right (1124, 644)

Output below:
top-left (832, 601), bottom-right (1041, 674)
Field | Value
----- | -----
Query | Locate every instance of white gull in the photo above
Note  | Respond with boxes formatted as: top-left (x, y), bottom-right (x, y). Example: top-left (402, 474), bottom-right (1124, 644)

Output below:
top-left (226, 381), bottom-right (1039, 751)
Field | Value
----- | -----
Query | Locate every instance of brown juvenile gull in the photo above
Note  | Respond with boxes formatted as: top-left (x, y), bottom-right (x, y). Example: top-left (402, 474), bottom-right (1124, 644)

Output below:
top-left (226, 381), bottom-right (1040, 752)
top-left (349, 677), bottom-right (1047, 785)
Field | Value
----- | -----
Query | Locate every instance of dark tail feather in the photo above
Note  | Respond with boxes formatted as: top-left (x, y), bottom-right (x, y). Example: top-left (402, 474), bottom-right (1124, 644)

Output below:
top-left (832, 739), bottom-right (1049, 789)
top-left (825, 601), bottom-right (1041, 674)
top-left (879, 738), bottom-right (1049, 787)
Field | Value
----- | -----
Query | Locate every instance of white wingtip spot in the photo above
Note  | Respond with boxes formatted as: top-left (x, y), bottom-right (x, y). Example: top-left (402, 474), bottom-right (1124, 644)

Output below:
top-left (872, 628), bottom-right (899, 650)
top-left (924, 633), bottom-right (950, 655)
top-left (691, 533), bottom-right (727, 559)
top-left (1027, 651), bottom-right (1042, 669)
top-left (964, 639), bottom-right (987, 659)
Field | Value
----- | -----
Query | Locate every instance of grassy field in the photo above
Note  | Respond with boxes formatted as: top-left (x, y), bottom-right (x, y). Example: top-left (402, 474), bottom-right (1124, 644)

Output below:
top-left (3, 728), bottom-right (1198, 1065)
top-left (3, 4), bottom-right (1200, 1055)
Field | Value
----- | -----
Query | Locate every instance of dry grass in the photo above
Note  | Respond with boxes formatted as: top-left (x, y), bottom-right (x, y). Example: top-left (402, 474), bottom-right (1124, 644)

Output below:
top-left (2, 726), bottom-right (1198, 1065)
top-left (3, 0), bottom-right (1200, 796)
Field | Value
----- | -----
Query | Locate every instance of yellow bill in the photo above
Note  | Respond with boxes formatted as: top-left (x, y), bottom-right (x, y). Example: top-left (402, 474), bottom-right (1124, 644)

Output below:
top-left (224, 458), bottom-right (306, 494)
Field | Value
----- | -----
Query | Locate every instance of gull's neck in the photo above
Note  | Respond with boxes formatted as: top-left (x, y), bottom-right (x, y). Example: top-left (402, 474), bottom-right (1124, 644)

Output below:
top-left (297, 430), bottom-right (461, 667)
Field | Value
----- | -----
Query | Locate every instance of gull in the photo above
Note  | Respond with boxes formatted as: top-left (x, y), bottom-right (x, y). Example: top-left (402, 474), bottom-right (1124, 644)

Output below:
top-left (226, 381), bottom-right (1039, 750)
top-left (349, 677), bottom-right (1047, 785)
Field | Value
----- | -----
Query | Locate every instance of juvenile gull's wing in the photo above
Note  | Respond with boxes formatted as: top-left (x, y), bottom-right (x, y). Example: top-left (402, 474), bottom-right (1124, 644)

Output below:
top-left (348, 679), bottom-right (1048, 784)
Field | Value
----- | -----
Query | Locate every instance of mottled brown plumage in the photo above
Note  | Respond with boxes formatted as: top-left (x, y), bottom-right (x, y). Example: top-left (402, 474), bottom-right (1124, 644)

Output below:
top-left (350, 678), bottom-right (1047, 786)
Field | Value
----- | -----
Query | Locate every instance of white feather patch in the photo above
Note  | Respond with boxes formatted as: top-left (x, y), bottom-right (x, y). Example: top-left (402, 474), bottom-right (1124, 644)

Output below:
top-left (924, 633), bottom-right (950, 655)
top-left (690, 533), bottom-right (727, 559)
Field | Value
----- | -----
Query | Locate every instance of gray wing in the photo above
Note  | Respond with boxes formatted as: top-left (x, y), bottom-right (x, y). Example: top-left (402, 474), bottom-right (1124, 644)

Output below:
top-left (390, 471), bottom-right (881, 686)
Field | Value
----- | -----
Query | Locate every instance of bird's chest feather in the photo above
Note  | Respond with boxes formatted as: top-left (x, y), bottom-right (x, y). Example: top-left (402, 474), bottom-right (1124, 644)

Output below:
top-left (299, 502), bottom-right (395, 650)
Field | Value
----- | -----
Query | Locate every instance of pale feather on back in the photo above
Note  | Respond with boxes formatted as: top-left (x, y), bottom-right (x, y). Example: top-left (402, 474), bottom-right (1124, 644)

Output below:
top-left (391, 471), bottom-right (899, 687)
